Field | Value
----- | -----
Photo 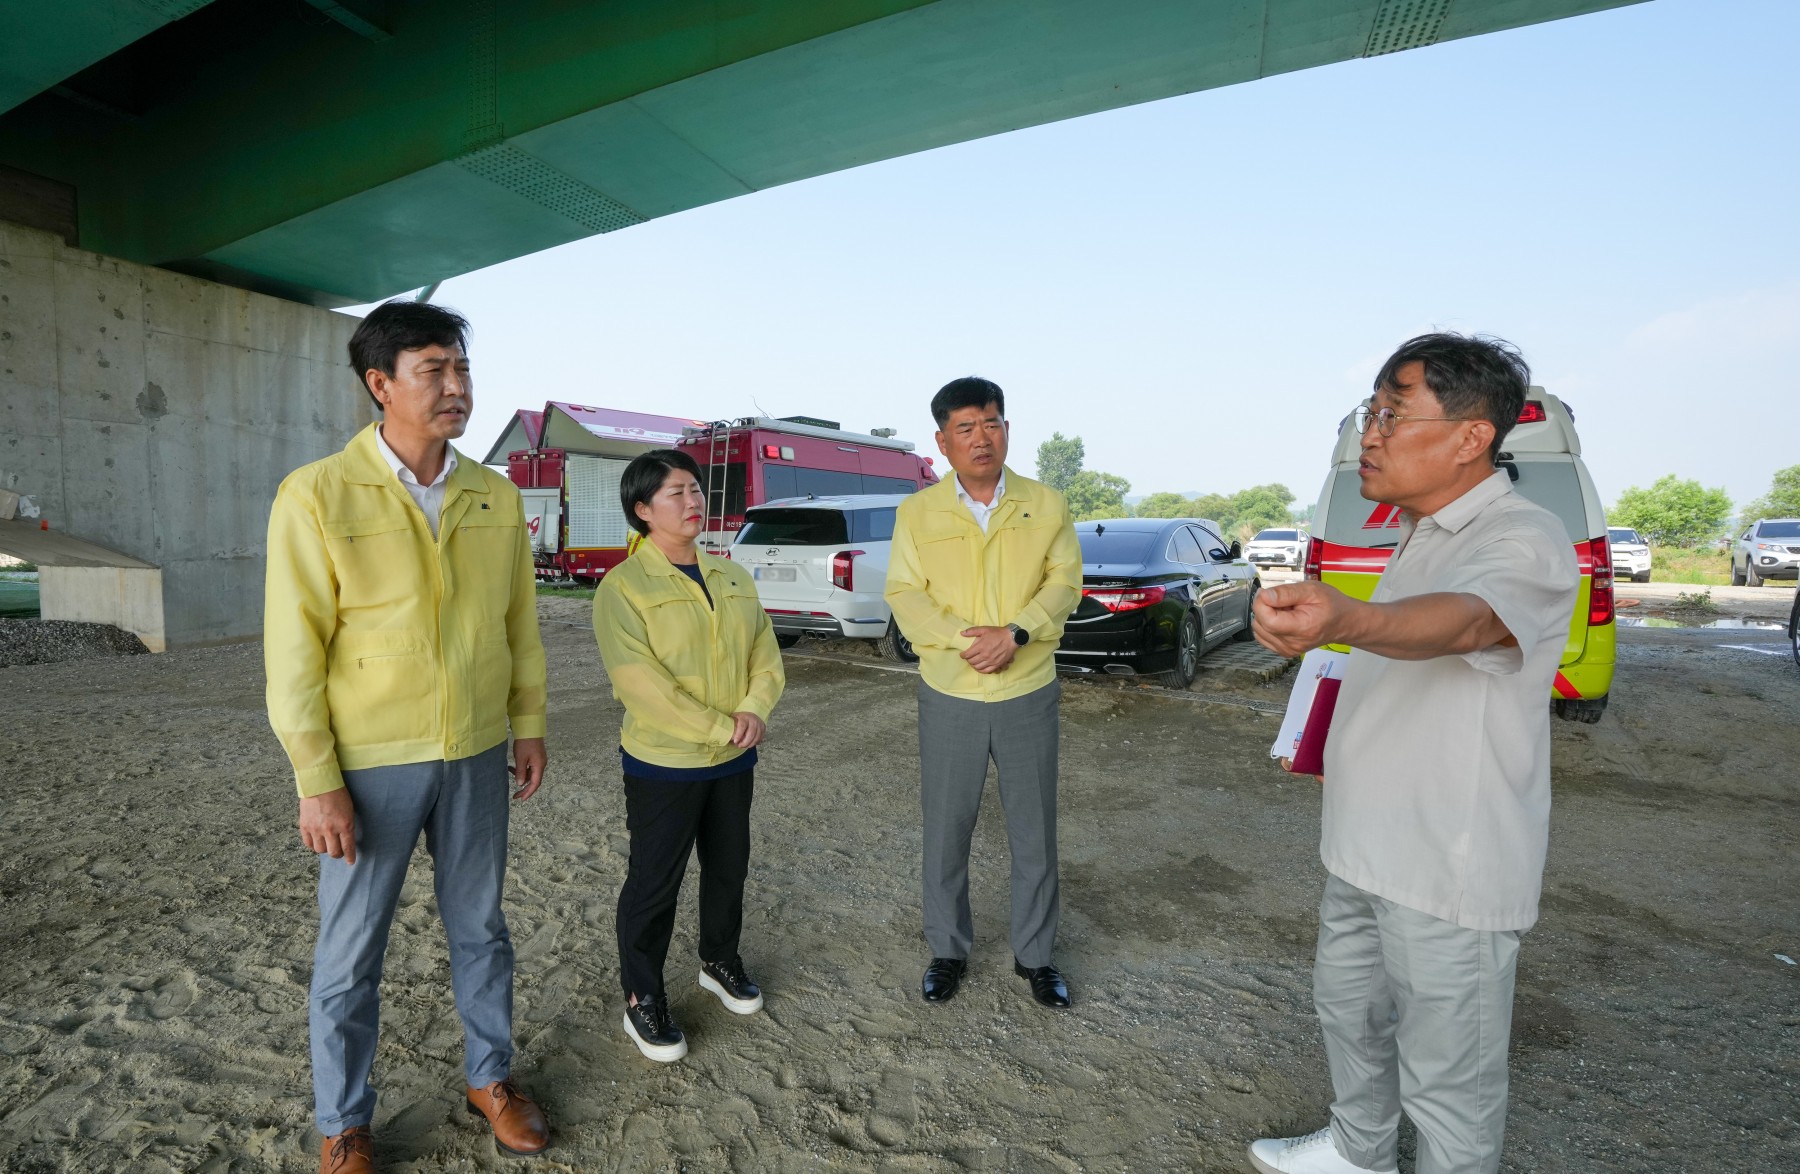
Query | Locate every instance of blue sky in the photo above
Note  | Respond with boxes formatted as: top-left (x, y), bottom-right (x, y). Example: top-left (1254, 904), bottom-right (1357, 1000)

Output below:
top-left (347, 0), bottom-right (1798, 517)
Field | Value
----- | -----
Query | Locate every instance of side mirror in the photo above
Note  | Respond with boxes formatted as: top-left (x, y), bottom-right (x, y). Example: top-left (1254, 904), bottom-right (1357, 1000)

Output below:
top-left (1228, 540), bottom-right (1243, 560)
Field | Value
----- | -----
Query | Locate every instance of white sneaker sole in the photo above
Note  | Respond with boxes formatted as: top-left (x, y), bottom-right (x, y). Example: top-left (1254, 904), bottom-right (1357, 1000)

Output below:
top-left (1245, 1142), bottom-right (1396, 1174)
top-left (621, 1011), bottom-right (687, 1062)
top-left (698, 970), bottom-right (764, 1014)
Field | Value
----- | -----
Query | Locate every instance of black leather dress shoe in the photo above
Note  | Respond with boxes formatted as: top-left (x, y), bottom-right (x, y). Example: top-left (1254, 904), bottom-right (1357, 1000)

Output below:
top-left (1014, 959), bottom-right (1071, 1009)
top-left (921, 957), bottom-right (966, 1003)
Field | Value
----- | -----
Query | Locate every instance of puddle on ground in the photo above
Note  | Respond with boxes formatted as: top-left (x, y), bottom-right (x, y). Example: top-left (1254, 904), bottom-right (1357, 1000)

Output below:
top-left (1617, 616), bottom-right (1786, 630)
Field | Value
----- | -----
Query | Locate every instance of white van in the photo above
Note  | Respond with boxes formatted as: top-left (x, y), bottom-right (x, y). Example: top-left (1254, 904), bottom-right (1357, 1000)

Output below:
top-left (1306, 389), bottom-right (1617, 723)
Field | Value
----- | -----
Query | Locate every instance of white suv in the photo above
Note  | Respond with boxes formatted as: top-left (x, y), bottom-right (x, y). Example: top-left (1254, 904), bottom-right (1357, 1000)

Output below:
top-left (730, 495), bottom-right (916, 660)
top-left (1732, 518), bottom-right (1800, 587)
top-left (1243, 527), bottom-right (1308, 570)
top-left (1607, 527), bottom-right (1652, 583)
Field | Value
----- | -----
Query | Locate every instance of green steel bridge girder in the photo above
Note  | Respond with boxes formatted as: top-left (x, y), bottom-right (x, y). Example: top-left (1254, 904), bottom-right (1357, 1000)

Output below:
top-left (0, 0), bottom-right (1646, 307)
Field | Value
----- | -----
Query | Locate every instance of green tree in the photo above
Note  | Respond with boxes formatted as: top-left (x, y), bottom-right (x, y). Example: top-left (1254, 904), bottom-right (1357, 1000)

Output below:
top-left (1065, 470), bottom-right (1131, 522)
top-left (1742, 464), bottom-right (1800, 523)
top-left (1134, 491), bottom-right (1190, 519)
top-left (1608, 475), bottom-right (1733, 547)
top-left (1225, 483), bottom-right (1297, 537)
top-left (1035, 432), bottom-right (1085, 493)
top-left (1187, 493), bottom-right (1232, 525)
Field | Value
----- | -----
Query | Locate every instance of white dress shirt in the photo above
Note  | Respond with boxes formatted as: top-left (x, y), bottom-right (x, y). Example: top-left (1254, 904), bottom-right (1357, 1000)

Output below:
top-left (374, 425), bottom-right (457, 539)
top-left (1320, 471), bottom-right (1580, 931)
top-left (954, 470), bottom-right (1007, 534)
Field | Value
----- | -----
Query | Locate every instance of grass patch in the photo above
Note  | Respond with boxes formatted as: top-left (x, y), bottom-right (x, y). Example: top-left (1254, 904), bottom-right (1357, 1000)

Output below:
top-left (1648, 546), bottom-right (1730, 586)
top-left (1670, 589), bottom-right (1719, 613)
top-left (537, 583), bottom-right (595, 600)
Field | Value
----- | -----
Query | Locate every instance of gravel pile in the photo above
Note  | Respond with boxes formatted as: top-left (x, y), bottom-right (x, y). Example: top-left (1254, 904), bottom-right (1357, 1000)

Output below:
top-left (0, 619), bottom-right (150, 667)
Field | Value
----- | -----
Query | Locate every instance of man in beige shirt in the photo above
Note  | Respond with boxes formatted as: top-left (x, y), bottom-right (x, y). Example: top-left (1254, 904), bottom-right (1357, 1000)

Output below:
top-left (1247, 334), bottom-right (1579, 1174)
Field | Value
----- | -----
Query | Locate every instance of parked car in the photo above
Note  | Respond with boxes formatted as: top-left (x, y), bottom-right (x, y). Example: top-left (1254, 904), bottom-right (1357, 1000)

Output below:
top-left (729, 495), bottom-right (916, 660)
top-left (1055, 518), bottom-right (1257, 690)
top-left (1243, 527), bottom-right (1308, 570)
top-left (1731, 518), bottom-right (1800, 587)
top-left (1607, 526), bottom-right (1652, 583)
top-left (1307, 388), bottom-right (1616, 723)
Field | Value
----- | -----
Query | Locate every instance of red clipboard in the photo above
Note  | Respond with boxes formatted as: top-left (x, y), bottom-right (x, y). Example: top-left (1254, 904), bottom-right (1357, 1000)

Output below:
top-left (1289, 676), bottom-right (1340, 777)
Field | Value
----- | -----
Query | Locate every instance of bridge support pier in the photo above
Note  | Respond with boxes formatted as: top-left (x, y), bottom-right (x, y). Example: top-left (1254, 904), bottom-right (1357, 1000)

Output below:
top-left (0, 220), bottom-right (372, 649)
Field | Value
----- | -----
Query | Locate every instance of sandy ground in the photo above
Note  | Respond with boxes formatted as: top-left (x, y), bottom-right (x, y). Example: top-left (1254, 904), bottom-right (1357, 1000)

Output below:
top-left (0, 596), bottom-right (1795, 1173)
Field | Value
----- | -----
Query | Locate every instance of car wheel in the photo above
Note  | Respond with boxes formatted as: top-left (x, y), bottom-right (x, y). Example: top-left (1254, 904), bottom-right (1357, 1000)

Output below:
top-left (1746, 562), bottom-right (1763, 588)
top-left (1791, 595), bottom-right (1800, 670)
top-left (1553, 696), bottom-right (1608, 724)
top-left (1156, 611), bottom-right (1201, 690)
top-left (1634, 570), bottom-right (1651, 583)
top-left (879, 618), bottom-right (917, 663)
top-left (775, 633), bottom-right (801, 649)
top-left (1233, 578), bottom-right (1259, 641)
top-left (1731, 558), bottom-right (1746, 586)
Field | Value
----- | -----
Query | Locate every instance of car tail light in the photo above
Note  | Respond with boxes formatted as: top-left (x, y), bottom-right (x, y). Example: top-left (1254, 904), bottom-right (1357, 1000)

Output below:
top-left (1082, 584), bottom-right (1166, 612)
top-left (1586, 537), bottom-right (1613, 627)
top-left (831, 550), bottom-right (864, 591)
top-left (1304, 537), bottom-right (1323, 581)
top-left (1517, 401), bottom-right (1548, 424)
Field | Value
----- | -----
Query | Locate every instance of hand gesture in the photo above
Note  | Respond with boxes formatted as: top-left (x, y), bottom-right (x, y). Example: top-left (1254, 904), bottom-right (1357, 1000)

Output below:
top-left (1253, 582), bottom-right (1353, 658)
top-left (510, 736), bottom-right (547, 800)
top-left (959, 626), bottom-right (1018, 674)
top-left (730, 712), bottom-right (767, 749)
top-left (299, 788), bottom-right (358, 865)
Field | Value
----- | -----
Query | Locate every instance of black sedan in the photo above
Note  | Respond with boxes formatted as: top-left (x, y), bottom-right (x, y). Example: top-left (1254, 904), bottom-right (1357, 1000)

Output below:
top-left (1054, 518), bottom-right (1258, 689)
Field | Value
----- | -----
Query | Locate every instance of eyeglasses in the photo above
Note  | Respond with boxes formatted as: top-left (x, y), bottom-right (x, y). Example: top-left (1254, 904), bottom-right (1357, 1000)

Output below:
top-left (1352, 404), bottom-right (1472, 438)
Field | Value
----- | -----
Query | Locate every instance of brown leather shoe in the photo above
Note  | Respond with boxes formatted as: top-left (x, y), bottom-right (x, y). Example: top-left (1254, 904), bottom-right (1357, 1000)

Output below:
top-left (319, 1125), bottom-right (373, 1174)
top-left (465, 1077), bottom-right (550, 1156)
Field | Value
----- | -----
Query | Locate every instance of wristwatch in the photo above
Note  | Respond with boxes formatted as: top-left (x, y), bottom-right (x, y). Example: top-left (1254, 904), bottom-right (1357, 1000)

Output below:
top-left (1007, 623), bottom-right (1029, 646)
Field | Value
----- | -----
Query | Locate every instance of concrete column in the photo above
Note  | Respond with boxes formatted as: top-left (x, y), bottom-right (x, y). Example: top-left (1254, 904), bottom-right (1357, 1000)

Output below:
top-left (0, 219), bottom-right (373, 648)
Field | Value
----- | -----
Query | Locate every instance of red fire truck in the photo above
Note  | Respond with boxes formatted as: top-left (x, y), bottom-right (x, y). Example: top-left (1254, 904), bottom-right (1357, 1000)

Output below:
top-left (676, 416), bottom-right (940, 553)
top-left (484, 401), bottom-right (709, 581)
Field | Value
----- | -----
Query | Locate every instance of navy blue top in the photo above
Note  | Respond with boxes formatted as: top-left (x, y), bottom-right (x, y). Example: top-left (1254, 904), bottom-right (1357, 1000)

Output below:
top-left (675, 560), bottom-right (710, 607)
top-left (621, 557), bottom-right (748, 781)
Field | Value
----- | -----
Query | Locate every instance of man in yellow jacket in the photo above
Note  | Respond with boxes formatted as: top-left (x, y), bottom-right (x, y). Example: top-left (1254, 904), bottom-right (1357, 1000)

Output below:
top-left (885, 377), bottom-right (1082, 1010)
top-left (264, 301), bottom-right (550, 1174)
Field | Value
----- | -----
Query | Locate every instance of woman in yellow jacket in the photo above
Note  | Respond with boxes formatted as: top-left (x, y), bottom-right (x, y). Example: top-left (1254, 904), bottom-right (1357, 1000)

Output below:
top-left (593, 448), bottom-right (784, 1063)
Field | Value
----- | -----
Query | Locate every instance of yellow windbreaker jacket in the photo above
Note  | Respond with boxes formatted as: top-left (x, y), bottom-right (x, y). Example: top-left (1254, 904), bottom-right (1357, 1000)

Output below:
top-left (264, 425), bottom-right (546, 797)
top-left (885, 468), bottom-right (1082, 701)
top-left (593, 541), bottom-right (785, 769)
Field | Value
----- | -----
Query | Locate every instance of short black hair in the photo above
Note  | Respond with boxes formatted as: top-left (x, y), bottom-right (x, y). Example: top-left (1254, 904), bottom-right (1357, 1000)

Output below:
top-left (931, 376), bottom-right (1005, 429)
top-left (346, 299), bottom-right (472, 410)
top-left (620, 448), bottom-right (704, 537)
top-left (1373, 333), bottom-right (1530, 462)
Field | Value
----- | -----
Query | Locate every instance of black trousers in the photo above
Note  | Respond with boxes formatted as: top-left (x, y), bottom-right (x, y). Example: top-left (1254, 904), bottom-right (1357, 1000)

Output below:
top-left (616, 768), bottom-right (755, 999)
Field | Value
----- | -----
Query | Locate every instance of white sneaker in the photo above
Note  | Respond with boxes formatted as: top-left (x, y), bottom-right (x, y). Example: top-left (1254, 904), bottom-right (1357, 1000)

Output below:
top-left (1246, 1125), bottom-right (1397, 1174)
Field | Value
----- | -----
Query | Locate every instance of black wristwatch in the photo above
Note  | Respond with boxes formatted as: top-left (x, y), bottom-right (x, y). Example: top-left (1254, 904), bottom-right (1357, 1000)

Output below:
top-left (1007, 623), bottom-right (1029, 646)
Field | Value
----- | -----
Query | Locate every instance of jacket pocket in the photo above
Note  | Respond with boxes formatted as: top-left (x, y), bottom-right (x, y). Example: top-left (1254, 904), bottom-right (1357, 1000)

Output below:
top-left (915, 531), bottom-right (974, 616)
top-left (448, 506), bottom-right (521, 621)
top-left (324, 516), bottom-right (419, 609)
top-left (326, 629), bottom-right (435, 743)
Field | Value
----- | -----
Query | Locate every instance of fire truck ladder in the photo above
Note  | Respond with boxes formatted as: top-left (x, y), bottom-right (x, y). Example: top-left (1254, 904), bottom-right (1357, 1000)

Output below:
top-left (701, 420), bottom-right (733, 554)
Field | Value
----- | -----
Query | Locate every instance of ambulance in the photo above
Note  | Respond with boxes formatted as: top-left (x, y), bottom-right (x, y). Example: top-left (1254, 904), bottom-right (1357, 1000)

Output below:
top-left (1305, 389), bottom-right (1615, 723)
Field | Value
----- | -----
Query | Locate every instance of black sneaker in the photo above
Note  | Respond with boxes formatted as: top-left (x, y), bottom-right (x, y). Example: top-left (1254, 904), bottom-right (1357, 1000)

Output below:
top-left (623, 993), bottom-right (687, 1062)
top-left (699, 957), bottom-right (764, 1014)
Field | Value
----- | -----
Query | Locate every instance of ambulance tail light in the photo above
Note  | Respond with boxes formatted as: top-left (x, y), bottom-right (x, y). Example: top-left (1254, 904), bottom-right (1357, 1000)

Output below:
top-left (1304, 537), bottom-right (1323, 581)
top-left (1586, 537), bottom-right (1614, 627)
top-left (831, 550), bottom-right (864, 591)
top-left (1517, 401), bottom-right (1548, 424)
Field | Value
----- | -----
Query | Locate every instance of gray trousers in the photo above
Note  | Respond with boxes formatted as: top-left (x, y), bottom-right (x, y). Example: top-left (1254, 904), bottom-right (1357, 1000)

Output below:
top-left (310, 743), bottom-right (514, 1136)
top-left (917, 679), bottom-right (1060, 968)
top-left (1315, 873), bottom-right (1521, 1174)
